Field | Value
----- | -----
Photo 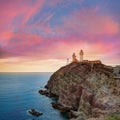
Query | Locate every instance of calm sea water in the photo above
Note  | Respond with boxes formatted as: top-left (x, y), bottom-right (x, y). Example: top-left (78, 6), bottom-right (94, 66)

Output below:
top-left (0, 72), bottom-right (67, 120)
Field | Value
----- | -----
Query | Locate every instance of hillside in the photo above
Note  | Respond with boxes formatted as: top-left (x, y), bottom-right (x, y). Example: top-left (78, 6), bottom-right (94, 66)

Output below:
top-left (41, 62), bottom-right (120, 120)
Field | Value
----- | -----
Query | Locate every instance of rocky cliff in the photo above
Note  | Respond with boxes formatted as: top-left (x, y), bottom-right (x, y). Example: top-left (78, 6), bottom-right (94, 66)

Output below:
top-left (42, 62), bottom-right (120, 120)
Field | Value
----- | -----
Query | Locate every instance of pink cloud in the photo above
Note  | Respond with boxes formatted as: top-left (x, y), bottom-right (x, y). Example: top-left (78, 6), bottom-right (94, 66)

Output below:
top-left (55, 8), bottom-right (119, 37)
top-left (0, 31), bottom-right (14, 46)
top-left (0, 32), bottom-right (43, 58)
top-left (0, 31), bottom-right (119, 65)
top-left (0, 3), bottom-right (119, 66)
top-left (0, 0), bottom-right (45, 31)
top-left (0, 46), bottom-right (12, 58)
top-left (22, 0), bottom-right (45, 25)
top-left (18, 36), bottom-right (114, 60)
top-left (9, 33), bottom-right (42, 51)
top-left (0, 24), bottom-right (117, 60)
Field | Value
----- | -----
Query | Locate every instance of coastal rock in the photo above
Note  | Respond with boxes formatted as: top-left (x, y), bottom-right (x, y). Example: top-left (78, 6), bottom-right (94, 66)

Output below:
top-left (38, 89), bottom-right (57, 97)
top-left (68, 110), bottom-right (87, 120)
top-left (28, 109), bottom-right (43, 117)
top-left (43, 62), bottom-right (120, 119)
top-left (51, 102), bottom-right (70, 112)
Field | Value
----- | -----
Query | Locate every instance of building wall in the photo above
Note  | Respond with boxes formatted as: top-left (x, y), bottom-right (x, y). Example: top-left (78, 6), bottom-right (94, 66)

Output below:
top-left (113, 66), bottom-right (120, 77)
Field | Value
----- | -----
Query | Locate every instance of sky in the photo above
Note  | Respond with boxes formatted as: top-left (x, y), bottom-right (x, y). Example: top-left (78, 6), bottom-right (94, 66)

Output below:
top-left (0, 0), bottom-right (120, 72)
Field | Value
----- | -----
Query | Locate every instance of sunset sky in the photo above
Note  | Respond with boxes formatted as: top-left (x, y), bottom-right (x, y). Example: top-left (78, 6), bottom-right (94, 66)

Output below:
top-left (0, 0), bottom-right (120, 72)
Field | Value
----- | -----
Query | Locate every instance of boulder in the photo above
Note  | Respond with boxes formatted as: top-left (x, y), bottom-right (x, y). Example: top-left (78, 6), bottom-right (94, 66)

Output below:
top-left (28, 109), bottom-right (43, 117)
top-left (51, 102), bottom-right (70, 112)
top-left (39, 90), bottom-right (57, 97)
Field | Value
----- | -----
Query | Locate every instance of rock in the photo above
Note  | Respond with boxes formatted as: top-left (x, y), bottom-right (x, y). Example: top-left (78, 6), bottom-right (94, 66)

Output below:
top-left (51, 102), bottom-right (70, 112)
top-left (42, 62), bottom-right (120, 119)
top-left (38, 90), bottom-right (58, 97)
top-left (39, 90), bottom-right (49, 96)
top-left (70, 116), bottom-right (86, 120)
top-left (28, 109), bottom-right (43, 117)
top-left (67, 110), bottom-right (86, 119)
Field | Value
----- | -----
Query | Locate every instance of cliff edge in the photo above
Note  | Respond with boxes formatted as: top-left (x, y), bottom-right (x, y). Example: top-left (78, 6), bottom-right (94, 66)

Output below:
top-left (43, 62), bottom-right (120, 119)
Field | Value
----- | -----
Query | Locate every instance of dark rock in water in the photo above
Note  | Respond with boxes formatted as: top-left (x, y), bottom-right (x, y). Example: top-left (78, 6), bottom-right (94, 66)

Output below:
top-left (41, 62), bottom-right (120, 119)
top-left (39, 90), bottom-right (49, 96)
top-left (51, 102), bottom-right (70, 112)
top-left (39, 89), bottom-right (58, 97)
top-left (28, 109), bottom-right (43, 117)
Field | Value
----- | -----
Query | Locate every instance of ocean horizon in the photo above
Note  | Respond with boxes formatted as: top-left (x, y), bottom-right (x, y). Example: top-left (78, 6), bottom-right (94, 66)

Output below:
top-left (0, 72), bottom-right (68, 120)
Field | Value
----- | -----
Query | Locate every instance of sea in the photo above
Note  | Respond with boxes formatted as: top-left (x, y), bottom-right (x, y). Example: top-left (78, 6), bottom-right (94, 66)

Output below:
top-left (0, 72), bottom-right (68, 120)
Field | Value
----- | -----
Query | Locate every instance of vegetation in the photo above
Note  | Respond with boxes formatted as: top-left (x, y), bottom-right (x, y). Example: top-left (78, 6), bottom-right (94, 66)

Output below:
top-left (106, 113), bottom-right (120, 120)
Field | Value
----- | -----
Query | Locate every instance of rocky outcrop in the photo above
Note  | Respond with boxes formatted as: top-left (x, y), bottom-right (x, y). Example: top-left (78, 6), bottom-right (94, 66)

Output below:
top-left (41, 62), bottom-right (120, 119)
top-left (38, 89), bottom-right (58, 97)
top-left (28, 109), bottom-right (43, 117)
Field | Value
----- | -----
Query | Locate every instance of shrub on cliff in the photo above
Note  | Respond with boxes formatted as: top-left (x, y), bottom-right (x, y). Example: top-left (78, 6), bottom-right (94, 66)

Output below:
top-left (106, 113), bottom-right (120, 120)
top-left (106, 116), bottom-right (120, 120)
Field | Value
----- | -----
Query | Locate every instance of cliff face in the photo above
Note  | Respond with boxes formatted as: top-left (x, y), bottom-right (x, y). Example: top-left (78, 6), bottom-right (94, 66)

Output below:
top-left (45, 62), bottom-right (120, 119)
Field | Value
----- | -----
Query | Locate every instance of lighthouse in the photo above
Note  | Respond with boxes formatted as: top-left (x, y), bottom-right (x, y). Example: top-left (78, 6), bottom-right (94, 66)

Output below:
top-left (72, 53), bottom-right (78, 62)
top-left (79, 50), bottom-right (84, 62)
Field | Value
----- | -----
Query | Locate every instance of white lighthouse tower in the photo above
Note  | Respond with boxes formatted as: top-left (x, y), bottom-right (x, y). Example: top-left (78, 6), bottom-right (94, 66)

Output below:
top-left (79, 50), bottom-right (84, 62)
